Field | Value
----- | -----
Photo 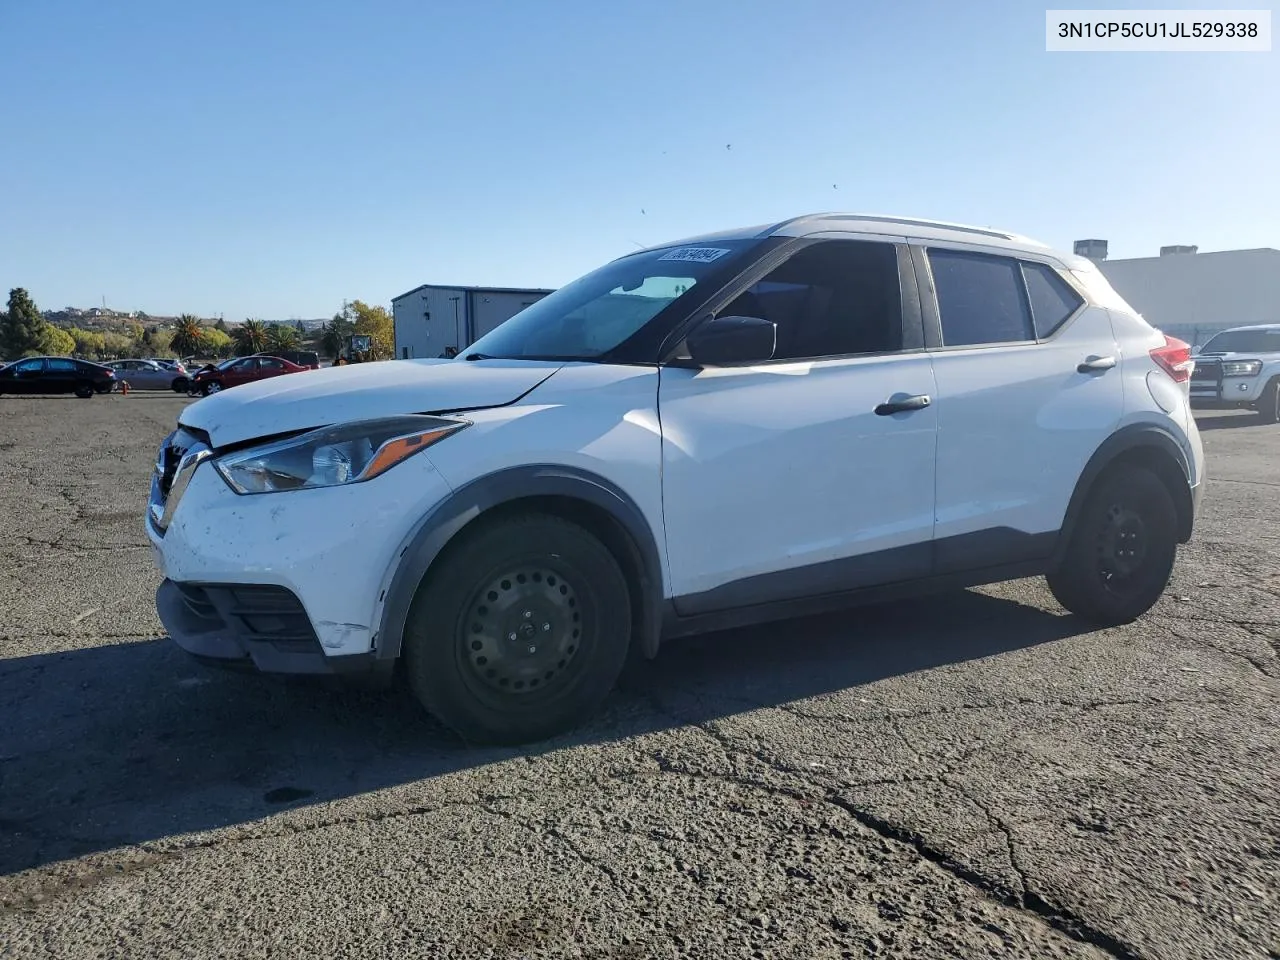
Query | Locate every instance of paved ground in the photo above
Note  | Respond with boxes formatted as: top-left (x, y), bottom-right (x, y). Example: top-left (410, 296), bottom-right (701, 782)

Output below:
top-left (1, 393), bottom-right (1277, 960)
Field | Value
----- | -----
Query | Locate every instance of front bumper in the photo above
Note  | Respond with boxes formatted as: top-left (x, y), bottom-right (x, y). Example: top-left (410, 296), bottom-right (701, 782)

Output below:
top-left (1190, 373), bottom-right (1265, 407)
top-left (157, 579), bottom-right (387, 676)
top-left (147, 432), bottom-right (455, 663)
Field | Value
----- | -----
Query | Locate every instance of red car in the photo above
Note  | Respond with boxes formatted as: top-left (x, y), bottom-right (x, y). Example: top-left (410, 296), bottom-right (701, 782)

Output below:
top-left (190, 355), bottom-right (307, 396)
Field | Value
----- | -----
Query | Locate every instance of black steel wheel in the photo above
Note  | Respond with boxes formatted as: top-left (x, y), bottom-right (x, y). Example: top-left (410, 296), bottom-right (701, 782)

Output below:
top-left (1047, 465), bottom-right (1178, 625)
top-left (403, 513), bottom-right (632, 745)
top-left (73, 382), bottom-right (94, 399)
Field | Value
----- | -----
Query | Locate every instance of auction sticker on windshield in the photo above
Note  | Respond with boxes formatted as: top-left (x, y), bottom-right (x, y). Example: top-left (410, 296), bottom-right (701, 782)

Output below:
top-left (657, 247), bottom-right (732, 263)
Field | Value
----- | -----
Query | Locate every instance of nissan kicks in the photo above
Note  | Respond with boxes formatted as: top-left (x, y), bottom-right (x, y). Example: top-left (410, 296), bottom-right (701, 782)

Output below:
top-left (147, 214), bottom-right (1205, 744)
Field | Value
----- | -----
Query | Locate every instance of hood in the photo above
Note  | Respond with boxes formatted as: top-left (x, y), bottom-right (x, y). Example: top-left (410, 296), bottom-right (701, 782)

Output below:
top-left (180, 358), bottom-right (562, 448)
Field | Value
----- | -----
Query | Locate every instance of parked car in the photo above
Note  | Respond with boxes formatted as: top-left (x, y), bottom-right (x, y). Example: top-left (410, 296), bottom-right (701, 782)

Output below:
top-left (189, 355), bottom-right (307, 395)
top-left (254, 349), bottom-right (320, 370)
top-left (147, 213), bottom-right (1205, 745)
top-left (105, 359), bottom-right (190, 392)
top-left (0, 356), bottom-right (117, 398)
top-left (1189, 323), bottom-right (1280, 423)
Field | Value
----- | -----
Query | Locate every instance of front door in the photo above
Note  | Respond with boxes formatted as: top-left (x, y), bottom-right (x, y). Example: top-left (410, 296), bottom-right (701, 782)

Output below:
top-left (659, 238), bottom-right (938, 615)
top-left (7, 358), bottom-right (47, 394)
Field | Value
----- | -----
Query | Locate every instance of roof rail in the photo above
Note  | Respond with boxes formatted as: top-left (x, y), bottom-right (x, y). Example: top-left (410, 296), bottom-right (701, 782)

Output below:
top-left (765, 212), bottom-right (1026, 242)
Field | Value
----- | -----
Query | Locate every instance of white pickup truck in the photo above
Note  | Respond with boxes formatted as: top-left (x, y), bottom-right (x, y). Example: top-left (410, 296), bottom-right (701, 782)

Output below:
top-left (1190, 324), bottom-right (1280, 424)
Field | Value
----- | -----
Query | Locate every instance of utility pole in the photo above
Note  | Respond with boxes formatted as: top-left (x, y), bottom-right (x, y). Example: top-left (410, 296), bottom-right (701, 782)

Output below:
top-left (449, 296), bottom-right (461, 351)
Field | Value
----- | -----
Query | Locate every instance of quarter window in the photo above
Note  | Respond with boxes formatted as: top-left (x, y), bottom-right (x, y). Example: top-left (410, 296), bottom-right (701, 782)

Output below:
top-left (928, 249), bottom-right (1033, 346)
top-left (1022, 261), bottom-right (1083, 338)
top-left (716, 240), bottom-right (904, 360)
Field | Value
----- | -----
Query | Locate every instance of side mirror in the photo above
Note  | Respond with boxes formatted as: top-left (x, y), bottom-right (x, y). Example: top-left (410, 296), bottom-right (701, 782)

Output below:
top-left (686, 315), bottom-right (776, 366)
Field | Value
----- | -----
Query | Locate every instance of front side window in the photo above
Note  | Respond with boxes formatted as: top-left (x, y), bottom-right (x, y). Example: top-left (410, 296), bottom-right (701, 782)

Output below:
top-left (929, 249), bottom-right (1033, 346)
top-left (465, 240), bottom-right (763, 361)
top-left (13, 359), bottom-right (44, 373)
top-left (714, 240), bottom-right (904, 360)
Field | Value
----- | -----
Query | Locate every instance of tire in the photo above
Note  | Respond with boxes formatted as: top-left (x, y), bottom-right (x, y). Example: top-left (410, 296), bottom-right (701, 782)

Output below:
top-left (1047, 465), bottom-right (1179, 625)
top-left (402, 513), bottom-right (632, 745)
top-left (171, 377), bottom-right (188, 393)
top-left (74, 382), bottom-right (94, 399)
top-left (201, 380), bottom-right (222, 396)
top-left (1258, 378), bottom-right (1280, 425)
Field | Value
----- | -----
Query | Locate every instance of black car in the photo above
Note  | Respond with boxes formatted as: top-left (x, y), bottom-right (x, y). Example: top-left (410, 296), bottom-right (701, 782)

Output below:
top-left (0, 356), bottom-right (117, 398)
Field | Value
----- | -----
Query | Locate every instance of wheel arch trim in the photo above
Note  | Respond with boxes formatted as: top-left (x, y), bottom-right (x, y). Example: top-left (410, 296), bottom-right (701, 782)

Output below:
top-left (374, 464), bottom-right (665, 662)
top-left (1057, 422), bottom-right (1197, 559)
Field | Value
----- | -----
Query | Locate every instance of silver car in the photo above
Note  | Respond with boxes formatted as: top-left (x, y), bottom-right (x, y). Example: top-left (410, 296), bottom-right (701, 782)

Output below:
top-left (105, 359), bottom-right (189, 392)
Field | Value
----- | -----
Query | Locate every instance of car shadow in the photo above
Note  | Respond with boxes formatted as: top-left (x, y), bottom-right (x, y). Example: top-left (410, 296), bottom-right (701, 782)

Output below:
top-left (0, 589), bottom-right (1089, 875)
top-left (1193, 411), bottom-right (1263, 431)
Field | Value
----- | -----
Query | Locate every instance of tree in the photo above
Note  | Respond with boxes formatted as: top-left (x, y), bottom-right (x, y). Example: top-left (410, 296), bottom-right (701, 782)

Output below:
top-left (99, 332), bottom-right (133, 359)
top-left (294, 319), bottom-right (305, 334)
top-left (234, 319), bottom-right (268, 356)
top-left (350, 300), bottom-right (394, 360)
top-left (266, 322), bottom-right (301, 352)
top-left (171, 315), bottom-right (206, 358)
top-left (44, 325), bottom-right (75, 356)
top-left (70, 327), bottom-right (106, 359)
top-left (319, 314), bottom-right (354, 360)
top-left (2, 288), bottom-right (54, 359)
top-left (214, 317), bottom-right (228, 332)
top-left (203, 327), bottom-right (234, 358)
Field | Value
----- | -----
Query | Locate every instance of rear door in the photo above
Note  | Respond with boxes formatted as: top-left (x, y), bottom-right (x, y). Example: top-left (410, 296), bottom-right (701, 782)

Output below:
top-left (916, 243), bottom-right (1123, 571)
top-left (256, 357), bottom-right (289, 380)
top-left (45, 357), bottom-right (81, 392)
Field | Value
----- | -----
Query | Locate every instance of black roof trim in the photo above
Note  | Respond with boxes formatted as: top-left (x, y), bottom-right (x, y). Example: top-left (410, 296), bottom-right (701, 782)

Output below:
top-left (392, 283), bottom-right (555, 303)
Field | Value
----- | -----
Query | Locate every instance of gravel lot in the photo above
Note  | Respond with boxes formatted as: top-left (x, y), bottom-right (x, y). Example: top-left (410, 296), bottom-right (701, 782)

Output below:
top-left (1, 393), bottom-right (1277, 959)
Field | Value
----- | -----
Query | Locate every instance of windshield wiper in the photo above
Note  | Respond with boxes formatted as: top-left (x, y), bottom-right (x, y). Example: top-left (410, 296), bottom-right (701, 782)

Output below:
top-left (463, 352), bottom-right (497, 361)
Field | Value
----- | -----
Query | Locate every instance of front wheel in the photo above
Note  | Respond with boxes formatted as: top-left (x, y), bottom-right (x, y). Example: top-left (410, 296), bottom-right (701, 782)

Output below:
top-left (402, 513), bottom-right (632, 745)
top-left (200, 380), bottom-right (222, 396)
top-left (1047, 465), bottom-right (1179, 625)
top-left (1257, 378), bottom-right (1280, 425)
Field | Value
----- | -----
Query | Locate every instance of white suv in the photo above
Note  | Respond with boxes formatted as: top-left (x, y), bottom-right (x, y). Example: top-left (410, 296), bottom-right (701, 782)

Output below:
top-left (147, 214), bottom-right (1205, 744)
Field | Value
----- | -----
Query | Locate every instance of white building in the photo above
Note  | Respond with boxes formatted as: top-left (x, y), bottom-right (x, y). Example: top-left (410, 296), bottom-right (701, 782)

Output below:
top-left (391, 284), bottom-right (553, 359)
top-left (1077, 240), bottom-right (1280, 348)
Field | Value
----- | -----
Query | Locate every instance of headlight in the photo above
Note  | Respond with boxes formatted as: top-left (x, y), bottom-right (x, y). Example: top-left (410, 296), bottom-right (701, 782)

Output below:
top-left (1221, 360), bottom-right (1262, 377)
top-left (214, 415), bottom-right (468, 494)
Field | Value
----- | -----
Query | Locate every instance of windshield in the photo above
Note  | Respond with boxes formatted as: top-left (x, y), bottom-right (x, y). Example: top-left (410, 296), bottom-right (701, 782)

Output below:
top-left (464, 240), bottom-right (761, 361)
top-left (1200, 329), bottom-right (1280, 354)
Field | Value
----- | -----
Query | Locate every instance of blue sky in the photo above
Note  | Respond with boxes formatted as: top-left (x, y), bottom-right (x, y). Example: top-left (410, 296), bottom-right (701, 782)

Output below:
top-left (1, 0), bottom-right (1276, 320)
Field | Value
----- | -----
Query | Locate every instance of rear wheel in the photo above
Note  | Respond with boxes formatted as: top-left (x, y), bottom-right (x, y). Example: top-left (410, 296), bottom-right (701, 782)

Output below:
top-left (74, 382), bottom-right (94, 399)
top-left (171, 377), bottom-right (188, 393)
top-left (1047, 466), bottom-right (1178, 625)
top-left (1257, 378), bottom-right (1280, 424)
top-left (403, 513), bottom-right (632, 745)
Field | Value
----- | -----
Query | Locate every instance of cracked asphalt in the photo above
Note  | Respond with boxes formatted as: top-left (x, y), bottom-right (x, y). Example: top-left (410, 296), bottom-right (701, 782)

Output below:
top-left (1, 394), bottom-right (1277, 960)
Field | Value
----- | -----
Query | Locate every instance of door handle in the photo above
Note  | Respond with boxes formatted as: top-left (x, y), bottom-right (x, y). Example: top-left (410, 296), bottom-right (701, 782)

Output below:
top-left (1077, 355), bottom-right (1117, 374)
top-left (875, 394), bottom-right (932, 416)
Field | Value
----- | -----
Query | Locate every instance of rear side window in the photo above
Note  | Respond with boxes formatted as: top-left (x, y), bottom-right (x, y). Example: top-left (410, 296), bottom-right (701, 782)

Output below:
top-left (928, 249), bottom-right (1032, 346)
top-left (1022, 262), bottom-right (1083, 338)
top-left (47, 358), bottom-right (77, 372)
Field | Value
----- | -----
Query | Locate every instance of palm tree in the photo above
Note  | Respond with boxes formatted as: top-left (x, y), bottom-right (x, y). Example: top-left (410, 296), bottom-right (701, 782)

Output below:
top-left (266, 322), bottom-right (301, 353)
top-left (171, 315), bottom-right (205, 358)
top-left (234, 319), bottom-right (268, 356)
top-left (320, 316), bottom-right (354, 360)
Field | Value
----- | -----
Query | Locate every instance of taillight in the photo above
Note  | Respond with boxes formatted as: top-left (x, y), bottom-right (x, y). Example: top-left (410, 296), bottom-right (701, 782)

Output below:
top-left (1150, 334), bottom-right (1193, 383)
